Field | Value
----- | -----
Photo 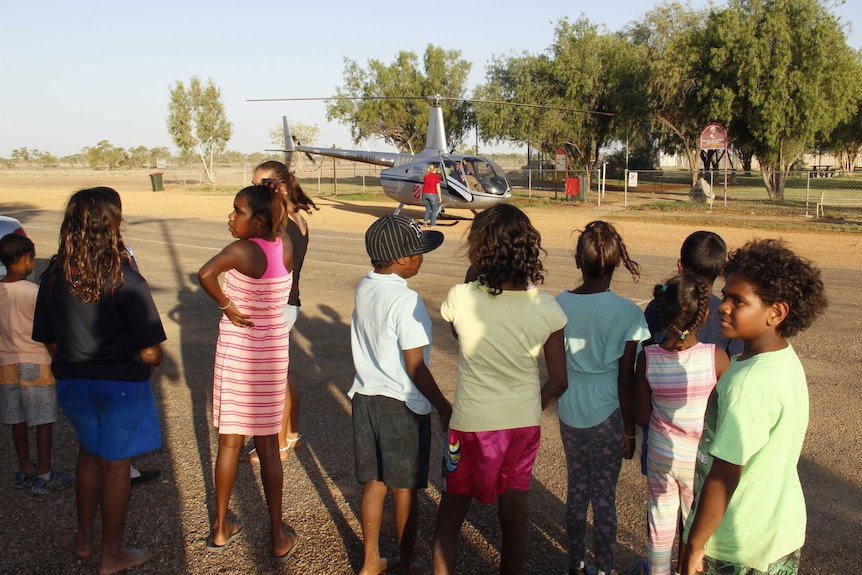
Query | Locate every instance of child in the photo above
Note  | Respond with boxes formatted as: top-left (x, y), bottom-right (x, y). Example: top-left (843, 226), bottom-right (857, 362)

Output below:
top-left (634, 273), bottom-right (730, 575)
top-left (555, 220), bottom-right (650, 575)
top-left (643, 231), bottom-right (742, 356)
top-left (240, 160), bottom-right (319, 463)
top-left (197, 184), bottom-right (299, 561)
top-left (634, 231), bottom-right (741, 575)
top-left (432, 204), bottom-right (568, 575)
top-left (682, 239), bottom-right (827, 575)
top-left (349, 214), bottom-right (451, 575)
top-left (0, 233), bottom-right (73, 494)
top-left (32, 188), bottom-right (166, 575)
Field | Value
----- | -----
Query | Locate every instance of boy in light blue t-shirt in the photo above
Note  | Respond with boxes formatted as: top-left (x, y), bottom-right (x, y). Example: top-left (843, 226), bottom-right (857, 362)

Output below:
top-left (349, 215), bottom-right (452, 575)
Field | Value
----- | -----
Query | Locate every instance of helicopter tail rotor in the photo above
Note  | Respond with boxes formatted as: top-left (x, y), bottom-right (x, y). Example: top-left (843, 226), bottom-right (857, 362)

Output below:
top-left (282, 116), bottom-right (295, 169)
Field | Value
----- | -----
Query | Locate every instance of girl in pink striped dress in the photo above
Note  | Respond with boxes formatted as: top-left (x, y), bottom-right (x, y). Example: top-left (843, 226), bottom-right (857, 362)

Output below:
top-left (198, 183), bottom-right (299, 562)
top-left (634, 273), bottom-right (729, 575)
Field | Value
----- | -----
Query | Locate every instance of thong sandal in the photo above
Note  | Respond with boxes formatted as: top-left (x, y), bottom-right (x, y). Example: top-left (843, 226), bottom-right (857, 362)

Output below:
top-left (206, 522), bottom-right (243, 552)
top-left (271, 524), bottom-right (300, 563)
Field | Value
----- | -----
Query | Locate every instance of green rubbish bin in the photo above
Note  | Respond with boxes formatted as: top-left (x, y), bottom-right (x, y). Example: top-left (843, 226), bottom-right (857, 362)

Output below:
top-left (149, 172), bottom-right (164, 191)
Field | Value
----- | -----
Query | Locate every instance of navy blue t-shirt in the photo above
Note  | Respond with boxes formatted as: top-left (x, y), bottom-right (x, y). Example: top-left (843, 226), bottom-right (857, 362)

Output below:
top-left (32, 264), bottom-right (166, 381)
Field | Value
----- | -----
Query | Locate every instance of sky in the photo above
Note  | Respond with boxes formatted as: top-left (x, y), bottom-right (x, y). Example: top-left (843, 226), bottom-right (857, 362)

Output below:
top-left (1, 0), bottom-right (860, 158)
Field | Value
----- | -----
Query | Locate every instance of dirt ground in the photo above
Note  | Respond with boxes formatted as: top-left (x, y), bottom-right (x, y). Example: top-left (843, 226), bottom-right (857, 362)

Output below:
top-left (0, 168), bottom-right (860, 575)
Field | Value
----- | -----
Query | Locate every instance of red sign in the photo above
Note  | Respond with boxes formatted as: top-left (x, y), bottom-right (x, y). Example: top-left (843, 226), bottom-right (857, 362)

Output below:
top-left (700, 123), bottom-right (727, 150)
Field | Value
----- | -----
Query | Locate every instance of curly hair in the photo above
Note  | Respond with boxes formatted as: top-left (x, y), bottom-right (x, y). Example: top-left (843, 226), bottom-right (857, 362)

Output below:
top-left (725, 239), bottom-right (827, 337)
top-left (575, 220), bottom-right (640, 281)
top-left (468, 204), bottom-right (545, 296)
top-left (53, 188), bottom-right (125, 303)
top-left (254, 160), bottom-right (318, 215)
top-left (237, 183), bottom-right (288, 239)
top-left (654, 272), bottom-right (711, 348)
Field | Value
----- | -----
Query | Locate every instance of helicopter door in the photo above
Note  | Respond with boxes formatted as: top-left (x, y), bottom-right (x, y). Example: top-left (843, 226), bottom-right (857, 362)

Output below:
top-left (441, 156), bottom-right (472, 202)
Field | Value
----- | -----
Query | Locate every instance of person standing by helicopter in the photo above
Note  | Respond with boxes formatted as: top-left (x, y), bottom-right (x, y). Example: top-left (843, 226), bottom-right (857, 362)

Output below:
top-left (421, 164), bottom-right (442, 227)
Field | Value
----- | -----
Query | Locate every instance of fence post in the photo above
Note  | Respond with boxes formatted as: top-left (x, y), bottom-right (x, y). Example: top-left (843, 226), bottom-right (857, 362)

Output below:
top-left (528, 169), bottom-right (532, 199)
top-left (805, 171), bottom-right (811, 217)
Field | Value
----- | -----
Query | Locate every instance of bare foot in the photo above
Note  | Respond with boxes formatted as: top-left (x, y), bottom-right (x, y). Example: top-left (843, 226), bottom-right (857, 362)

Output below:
top-left (97, 547), bottom-right (150, 575)
top-left (359, 555), bottom-right (398, 574)
top-left (60, 533), bottom-right (92, 559)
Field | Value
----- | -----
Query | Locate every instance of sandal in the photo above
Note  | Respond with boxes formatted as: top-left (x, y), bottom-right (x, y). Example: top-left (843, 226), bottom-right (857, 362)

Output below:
top-left (241, 435), bottom-right (303, 464)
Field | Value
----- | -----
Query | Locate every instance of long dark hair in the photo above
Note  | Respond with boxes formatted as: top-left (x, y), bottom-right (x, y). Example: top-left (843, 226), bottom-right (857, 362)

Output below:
top-left (53, 188), bottom-right (125, 302)
top-left (575, 220), bottom-right (639, 281)
top-left (255, 160), bottom-right (318, 214)
top-left (653, 272), bottom-right (711, 346)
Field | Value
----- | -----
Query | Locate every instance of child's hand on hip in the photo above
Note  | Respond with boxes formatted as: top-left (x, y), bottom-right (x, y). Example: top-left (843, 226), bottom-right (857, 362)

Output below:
top-left (224, 306), bottom-right (254, 328)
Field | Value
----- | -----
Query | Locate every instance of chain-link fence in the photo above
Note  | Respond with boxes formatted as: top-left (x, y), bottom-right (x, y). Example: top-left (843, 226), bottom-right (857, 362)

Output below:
top-left (507, 168), bottom-right (862, 218)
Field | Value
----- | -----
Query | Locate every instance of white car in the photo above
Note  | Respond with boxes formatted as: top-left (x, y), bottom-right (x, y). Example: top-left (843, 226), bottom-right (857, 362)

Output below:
top-left (0, 215), bottom-right (27, 279)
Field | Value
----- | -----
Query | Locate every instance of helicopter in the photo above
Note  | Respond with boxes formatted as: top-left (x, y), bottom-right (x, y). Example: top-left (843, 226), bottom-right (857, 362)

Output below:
top-left (263, 95), bottom-right (513, 215)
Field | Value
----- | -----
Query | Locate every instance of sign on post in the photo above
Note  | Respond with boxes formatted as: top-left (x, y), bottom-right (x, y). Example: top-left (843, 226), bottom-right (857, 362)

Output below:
top-left (555, 148), bottom-right (568, 172)
top-left (699, 122), bottom-right (729, 206)
top-left (628, 171), bottom-right (638, 188)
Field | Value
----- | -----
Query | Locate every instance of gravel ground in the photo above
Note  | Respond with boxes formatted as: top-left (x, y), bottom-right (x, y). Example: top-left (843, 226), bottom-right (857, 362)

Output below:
top-left (0, 171), bottom-right (859, 574)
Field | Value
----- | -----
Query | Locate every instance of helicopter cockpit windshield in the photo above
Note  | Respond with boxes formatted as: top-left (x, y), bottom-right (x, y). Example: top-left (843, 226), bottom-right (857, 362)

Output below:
top-left (441, 156), bottom-right (510, 197)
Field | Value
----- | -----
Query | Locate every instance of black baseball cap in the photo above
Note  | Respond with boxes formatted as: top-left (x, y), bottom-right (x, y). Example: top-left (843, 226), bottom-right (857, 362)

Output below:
top-left (365, 215), bottom-right (444, 261)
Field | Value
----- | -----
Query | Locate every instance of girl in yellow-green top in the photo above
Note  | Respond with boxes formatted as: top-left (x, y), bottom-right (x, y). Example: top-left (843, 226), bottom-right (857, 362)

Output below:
top-left (683, 239), bottom-right (827, 575)
top-left (432, 204), bottom-right (568, 575)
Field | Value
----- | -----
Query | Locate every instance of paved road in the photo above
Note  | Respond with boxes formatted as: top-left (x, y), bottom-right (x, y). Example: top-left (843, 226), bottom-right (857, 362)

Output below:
top-left (2, 207), bottom-right (859, 574)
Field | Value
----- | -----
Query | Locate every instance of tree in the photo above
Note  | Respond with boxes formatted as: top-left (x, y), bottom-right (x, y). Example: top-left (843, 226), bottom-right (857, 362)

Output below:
top-left (704, 0), bottom-right (862, 199)
top-left (167, 77), bottom-right (233, 184)
top-left (11, 147), bottom-right (31, 163)
top-left (824, 101), bottom-right (862, 171)
top-left (86, 140), bottom-right (127, 169)
top-left (626, 2), bottom-right (713, 185)
top-left (475, 18), bottom-right (634, 187)
top-left (326, 45), bottom-right (472, 153)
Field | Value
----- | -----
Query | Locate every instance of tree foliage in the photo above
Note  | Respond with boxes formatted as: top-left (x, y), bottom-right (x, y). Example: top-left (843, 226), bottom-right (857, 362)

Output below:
top-left (475, 18), bottom-right (638, 188)
top-left (701, 0), bottom-right (862, 199)
top-left (625, 2), bottom-right (713, 184)
top-left (326, 45), bottom-right (472, 153)
top-left (167, 77), bottom-right (233, 183)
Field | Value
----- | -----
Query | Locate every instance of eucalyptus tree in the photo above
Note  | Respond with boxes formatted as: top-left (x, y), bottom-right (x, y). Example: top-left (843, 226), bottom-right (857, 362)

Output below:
top-left (326, 45), bottom-right (472, 153)
top-left (474, 17), bottom-right (635, 187)
top-left (167, 76), bottom-right (233, 184)
top-left (823, 99), bottom-right (862, 171)
top-left (702, 0), bottom-right (861, 199)
top-left (625, 2), bottom-right (713, 185)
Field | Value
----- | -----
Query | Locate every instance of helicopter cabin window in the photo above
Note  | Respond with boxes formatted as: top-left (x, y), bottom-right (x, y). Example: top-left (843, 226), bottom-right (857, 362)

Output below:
top-left (462, 159), bottom-right (509, 196)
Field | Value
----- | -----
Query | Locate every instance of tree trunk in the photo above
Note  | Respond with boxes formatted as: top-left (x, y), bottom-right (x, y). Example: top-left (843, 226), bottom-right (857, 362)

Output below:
top-left (761, 170), bottom-right (786, 201)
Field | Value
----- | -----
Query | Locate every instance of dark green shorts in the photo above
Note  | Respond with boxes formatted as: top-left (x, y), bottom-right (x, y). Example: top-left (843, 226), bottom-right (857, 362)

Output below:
top-left (702, 548), bottom-right (801, 575)
top-left (352, 393), bottom-right (431, 489)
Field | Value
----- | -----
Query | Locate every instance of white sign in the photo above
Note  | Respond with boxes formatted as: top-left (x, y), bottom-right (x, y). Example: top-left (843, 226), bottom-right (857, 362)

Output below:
top-left (628, 171), bottom-right (638, 188)
top-left (555, 154), bottom-right (567, 172)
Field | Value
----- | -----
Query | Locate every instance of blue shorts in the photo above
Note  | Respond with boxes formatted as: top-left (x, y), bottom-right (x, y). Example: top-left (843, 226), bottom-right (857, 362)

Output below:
top-left (57, 378), bottom-right (162, 461)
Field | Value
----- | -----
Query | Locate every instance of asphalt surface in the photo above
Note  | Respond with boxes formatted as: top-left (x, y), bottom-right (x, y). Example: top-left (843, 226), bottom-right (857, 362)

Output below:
top-left (1, 204), bottom-right (860, 574)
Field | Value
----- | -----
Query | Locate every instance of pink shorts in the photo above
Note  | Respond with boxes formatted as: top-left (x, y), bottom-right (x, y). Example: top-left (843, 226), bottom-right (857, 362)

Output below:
top-left (442, 426), bottom-right (541, 504)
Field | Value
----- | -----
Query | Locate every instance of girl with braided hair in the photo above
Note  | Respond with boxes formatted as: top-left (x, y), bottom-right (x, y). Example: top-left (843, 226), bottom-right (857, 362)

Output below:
top-left (634, 272), bottom-right (730, 575)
